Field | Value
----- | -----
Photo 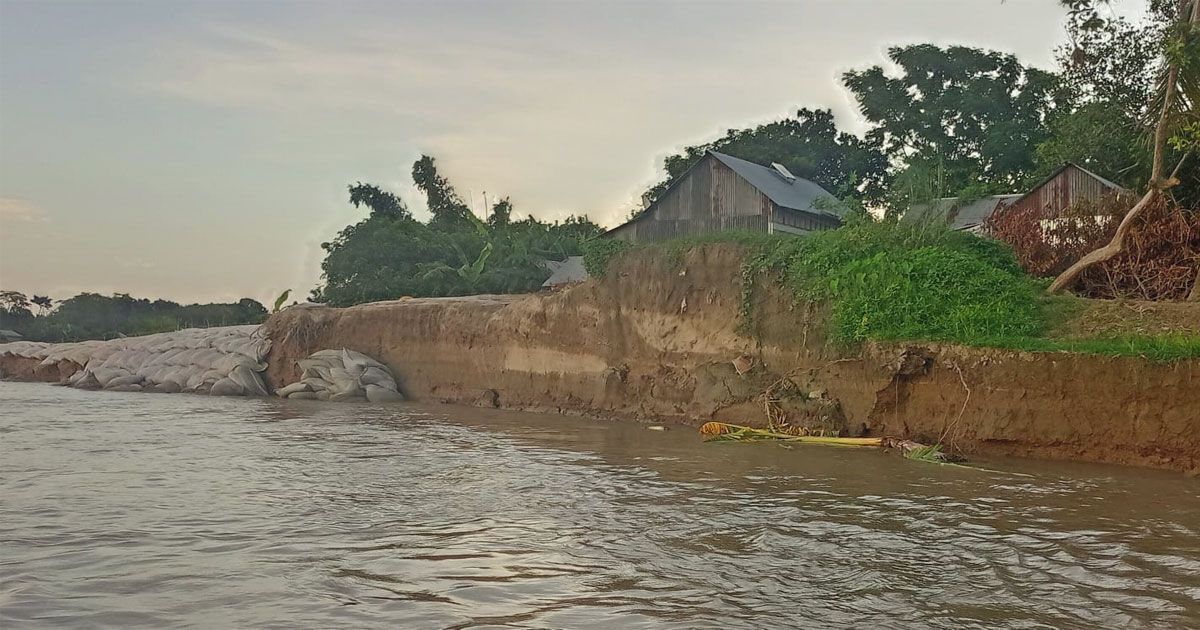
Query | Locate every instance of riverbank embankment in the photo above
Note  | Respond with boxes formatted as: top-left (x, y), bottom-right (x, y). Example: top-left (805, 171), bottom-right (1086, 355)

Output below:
top-left (261, 245), bottom-right (1200, 474)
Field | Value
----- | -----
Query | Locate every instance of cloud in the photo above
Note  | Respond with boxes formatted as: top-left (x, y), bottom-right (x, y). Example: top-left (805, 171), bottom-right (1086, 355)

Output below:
top-left (142, 17), bottom-right (850, 226)
top-left (0, 197), bottom-right (48, 224)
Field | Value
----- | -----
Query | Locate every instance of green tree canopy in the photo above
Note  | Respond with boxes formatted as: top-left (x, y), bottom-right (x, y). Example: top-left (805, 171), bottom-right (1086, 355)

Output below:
top-left (843, 44), bottom-right (1067, 207)
top-left (313, 156), bottom-right (602, 307)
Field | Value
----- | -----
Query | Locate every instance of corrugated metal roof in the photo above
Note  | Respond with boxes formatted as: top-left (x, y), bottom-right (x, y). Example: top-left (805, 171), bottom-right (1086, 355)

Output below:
top-left (541, 256), bottom-right (588, 287)
top-left (902, 194), bottom-right (1020, 231)
top-left (707, 151), bottom-right (841, 217)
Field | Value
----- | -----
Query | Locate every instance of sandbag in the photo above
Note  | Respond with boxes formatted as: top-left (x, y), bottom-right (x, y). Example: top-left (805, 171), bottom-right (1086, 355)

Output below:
top-left (360, 366), bottom-right (397, 389)
top-left (275, 382), bottom-right (311, 398)
top-left (275, 348), bottom-right (402, 403)
top-left (209, 378), bottom-right (243, 397)
top-left (229, 365), bottom-right (269, 397)
top-left (105, 374), bottom-right (144, 388)
top-left (365, 384), bottom-right (404, 403)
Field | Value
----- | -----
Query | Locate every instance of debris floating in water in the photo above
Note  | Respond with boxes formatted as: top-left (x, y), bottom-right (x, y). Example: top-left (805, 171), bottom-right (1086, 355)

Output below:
top-left (698, 422), bottom-right (881, 447)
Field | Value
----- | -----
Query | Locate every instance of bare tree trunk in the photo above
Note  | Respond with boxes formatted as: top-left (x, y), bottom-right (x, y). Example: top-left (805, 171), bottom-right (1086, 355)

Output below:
top-left (1046, 0), bottom-right (1198, 295)
top-left (1190, 265), bottom-right (1200, 301)
top-left (1046, 189), bottom-right (1160, 294)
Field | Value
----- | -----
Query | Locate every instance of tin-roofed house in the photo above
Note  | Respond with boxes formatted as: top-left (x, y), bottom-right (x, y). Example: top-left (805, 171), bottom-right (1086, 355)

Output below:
top-left (1000, 163), bottom-right (1129, 221)
top-left (605, 150), bottom-right (844, 243)
top-left (901, 163), bottom-right (1130, 234)
top-left (902, 194), bottom-right (1022, 233)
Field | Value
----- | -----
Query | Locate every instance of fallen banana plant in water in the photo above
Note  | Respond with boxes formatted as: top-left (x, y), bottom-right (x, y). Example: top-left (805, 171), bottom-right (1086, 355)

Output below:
top-left (880, 437), bottom-right (965, 463)
top-left (698, 422), bottom-right (881, 447)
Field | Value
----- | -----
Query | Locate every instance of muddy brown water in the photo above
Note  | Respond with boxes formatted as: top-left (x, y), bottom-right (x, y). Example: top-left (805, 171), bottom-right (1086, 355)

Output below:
top-left (1, 381), bottom-right (1198, 629)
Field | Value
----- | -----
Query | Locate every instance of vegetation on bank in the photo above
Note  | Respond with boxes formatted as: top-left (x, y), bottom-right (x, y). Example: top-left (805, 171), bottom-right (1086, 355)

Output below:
top-left (582, 223), bottom-right (1200, 361)
top-left (0, 291), bottom-right (267, 342)
top-left (312, 156), bottom-right (601, 306)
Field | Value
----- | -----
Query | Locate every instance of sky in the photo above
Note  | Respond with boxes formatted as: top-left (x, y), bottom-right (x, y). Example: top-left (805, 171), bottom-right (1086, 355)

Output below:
top-left (0, 0), bottom-right (1143, 305)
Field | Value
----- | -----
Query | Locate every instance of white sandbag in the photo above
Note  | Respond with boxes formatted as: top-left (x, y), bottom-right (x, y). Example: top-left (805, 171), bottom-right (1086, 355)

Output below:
top-left (277, 347), bottom-right (402, 403)
top-left (209, 377), bottom-right (243, 397)
top-left (229, 365), bottom-right (268, 397)
top-left (91, 367), bottom-right (130, 388)
top-left (287, 391), bottom-right (318, 400)
top-left (327, 367), bottom-right (354, 387)
top-left (108, 384), bottom-right (143, 392)
top-left (364, 384), bottom-right (404, 403)
top-left (360, 366), bottom-right (397, 389)
top-left (301, 376), bottom-right (334, 391)
top-left (275, 382), bottom-right (311, 398)
top-left (330, 389), bottom-right (364, 402)
top-left (105, 374), bottom-right (144, 388)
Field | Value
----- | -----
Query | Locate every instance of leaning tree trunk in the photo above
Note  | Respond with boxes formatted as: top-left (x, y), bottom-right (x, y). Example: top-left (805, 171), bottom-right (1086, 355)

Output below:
top-left (1047, 0), bottom-right (1198, 296)
top-left (1190, 265), bottom-right (1200, 301)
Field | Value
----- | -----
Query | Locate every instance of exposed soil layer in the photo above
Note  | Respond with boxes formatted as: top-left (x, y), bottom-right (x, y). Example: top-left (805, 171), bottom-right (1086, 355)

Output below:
top-left (264, 245), bottom-right (1200, 474)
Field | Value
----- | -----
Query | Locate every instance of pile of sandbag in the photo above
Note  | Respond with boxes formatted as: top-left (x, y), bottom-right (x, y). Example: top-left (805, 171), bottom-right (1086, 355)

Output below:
top-left (0, 325), bottom-right (273, 396)
top-left (0, 339), bottom-right (108, 369)
top-left (275, 349), bottom-right (403, 402)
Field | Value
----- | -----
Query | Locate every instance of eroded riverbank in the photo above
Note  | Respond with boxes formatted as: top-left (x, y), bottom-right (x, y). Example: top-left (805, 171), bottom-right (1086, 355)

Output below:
top-left (4, 246), bottom-right (1198, 473)
top-left (264, 246), bottom-right (1200, 473)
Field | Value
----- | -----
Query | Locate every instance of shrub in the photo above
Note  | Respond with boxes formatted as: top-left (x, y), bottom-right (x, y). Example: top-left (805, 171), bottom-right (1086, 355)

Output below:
top-left (824, 247), bottom-right (1043, 343)
top-left (985, 193), bottom-right (1200, 300)
top-left (748, 218), bottom-right (1044, 345)
top-left (581, 238), bottom-right (633, 277)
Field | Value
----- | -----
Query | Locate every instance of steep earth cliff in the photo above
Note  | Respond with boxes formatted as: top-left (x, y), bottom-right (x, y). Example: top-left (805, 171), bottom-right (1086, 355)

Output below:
top-left (263, 245), bottom-right (1200, 474)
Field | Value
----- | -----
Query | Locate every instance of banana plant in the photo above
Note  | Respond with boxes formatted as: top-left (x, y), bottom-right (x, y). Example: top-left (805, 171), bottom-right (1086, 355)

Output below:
top-left (272, 289), bottom-right (291, 313)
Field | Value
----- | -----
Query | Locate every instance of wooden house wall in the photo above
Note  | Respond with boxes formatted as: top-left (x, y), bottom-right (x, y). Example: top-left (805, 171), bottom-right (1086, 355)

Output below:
top-left (1004, 165), bottom-right (1122, 218)
top-left (612, 156), bottom-right (773, 243)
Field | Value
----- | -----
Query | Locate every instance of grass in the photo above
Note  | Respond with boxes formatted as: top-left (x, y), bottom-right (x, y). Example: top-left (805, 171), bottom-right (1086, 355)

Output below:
top-left (583, 220), bottom-right (1200, 362)
top-left (980, 334), bottom-right (1200, 361)
top-left (581, 230), bottom-right (778, 277)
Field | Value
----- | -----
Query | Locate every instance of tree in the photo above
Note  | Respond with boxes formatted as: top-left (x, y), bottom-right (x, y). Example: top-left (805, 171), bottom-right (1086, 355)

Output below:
top-left (643, 108), bottom-right (888, 206)
top-left (0, 290), bottom-right (30, 311)
top-left (348, 182), bottom-right (410, 220)
top-left (1048, 0), bottom-right (1200, 295)
top-left (843, 44), bottom-right (1066, 209)
top-left (313, 156), bottom-right (602, 306)
top-left (1034, 102), bottom-right (1150, 187)
top-left (487, 197), bottom-right (513, 229)
top-left (31, 295), bottom-right (53, 315)
top-left (2, 292), bottom-right (267, 342)
top-left (0, 291), bottom-right (32, 326)
top-left (412, 155), bottom-right (473, 232)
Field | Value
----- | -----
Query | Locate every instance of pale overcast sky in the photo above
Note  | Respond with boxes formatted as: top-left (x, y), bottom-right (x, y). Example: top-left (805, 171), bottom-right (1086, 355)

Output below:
top-left (0, 0), bottom-right (1142, 304)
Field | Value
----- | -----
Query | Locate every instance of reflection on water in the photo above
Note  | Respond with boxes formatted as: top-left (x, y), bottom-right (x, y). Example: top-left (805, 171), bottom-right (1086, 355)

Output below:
top-left (1, 381), bottom-right (1198, 628)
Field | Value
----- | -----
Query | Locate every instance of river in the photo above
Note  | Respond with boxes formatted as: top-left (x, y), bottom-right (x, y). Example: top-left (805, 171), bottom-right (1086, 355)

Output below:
top-left (1, 381), bottom-right (1198, 628)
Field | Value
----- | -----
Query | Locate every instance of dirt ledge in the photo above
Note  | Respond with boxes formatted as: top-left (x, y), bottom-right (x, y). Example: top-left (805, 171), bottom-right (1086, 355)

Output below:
top-left (263, 245), bottom-right (1200, 474)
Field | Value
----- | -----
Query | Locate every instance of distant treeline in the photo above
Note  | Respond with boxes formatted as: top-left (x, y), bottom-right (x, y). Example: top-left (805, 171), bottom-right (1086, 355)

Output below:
top-left (0, 291), bottom-right (267, 343)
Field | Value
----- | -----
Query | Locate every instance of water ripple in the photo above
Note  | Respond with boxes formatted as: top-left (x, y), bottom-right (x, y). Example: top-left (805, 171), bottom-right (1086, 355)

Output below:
top-left (1, 381), bottom-right (1198, 629)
